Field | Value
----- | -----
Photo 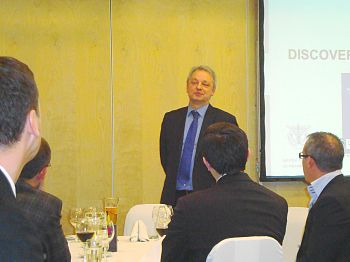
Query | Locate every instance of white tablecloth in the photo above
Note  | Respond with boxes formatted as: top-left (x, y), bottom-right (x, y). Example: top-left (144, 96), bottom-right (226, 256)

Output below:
top-left (68, 236), bottom-right (162, 262)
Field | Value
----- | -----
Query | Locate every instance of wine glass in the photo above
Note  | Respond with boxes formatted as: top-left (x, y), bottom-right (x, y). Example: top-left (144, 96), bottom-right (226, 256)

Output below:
top-left (152, 205), bottom-right (173, 238)
top-left (69, 207), bottom-right (83, 234)
top-left (76, 217), bottom-right (95, 259)
top-left (95, 216), bottom-right (115, 260)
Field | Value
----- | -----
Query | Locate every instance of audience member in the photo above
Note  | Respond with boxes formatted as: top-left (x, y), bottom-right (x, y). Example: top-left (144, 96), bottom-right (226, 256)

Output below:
top-left (297, 132), bottom-right (350, 261)
top-left (17, 137), bottom-right (71, 262)
top-left (161, 122), bottom-right (288, 262)
top-left (160, 65), bottom-right (238, 206)
top-left (0, 56), bottom-right (44, 260)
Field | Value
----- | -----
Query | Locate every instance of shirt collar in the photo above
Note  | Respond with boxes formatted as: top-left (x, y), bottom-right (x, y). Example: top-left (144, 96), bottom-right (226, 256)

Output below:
top-left (187, 104), bottom-right (209, 118)
top-left (307, 169), bottom-right (341, 208)
top-left (0, 165), bottom-right (16, 197)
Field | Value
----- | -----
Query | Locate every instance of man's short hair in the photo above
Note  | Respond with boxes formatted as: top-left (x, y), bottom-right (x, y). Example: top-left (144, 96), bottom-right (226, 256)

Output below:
top-left (20, 138), bottom-right (51, 179)
top-left (304, 132), bottom-right (344, 173)
top-left (200, 122), bottom-right (248, 175)
top-left (187, 65), bottom-right (217, 90)
top-left (0, 57), bottom-right (39, 146)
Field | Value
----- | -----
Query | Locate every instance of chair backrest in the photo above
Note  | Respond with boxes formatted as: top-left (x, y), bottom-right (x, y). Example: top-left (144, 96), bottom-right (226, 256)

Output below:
top-left (206, 236), bottom-right (283, 262)
top-left (282, 207), bottom-right (308, 262)
top-left (124, 204), bottom-right (163, 236)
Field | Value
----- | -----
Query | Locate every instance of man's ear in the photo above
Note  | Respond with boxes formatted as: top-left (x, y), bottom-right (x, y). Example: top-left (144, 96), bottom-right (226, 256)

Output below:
top-left (247, 148), bottom-right (251, 161)
top-left (37, 167), bottom-right (47, 182)
top-left (203, 157), bottom-right (213, 172)
top-left (26, 109), bottom-right (40, 137)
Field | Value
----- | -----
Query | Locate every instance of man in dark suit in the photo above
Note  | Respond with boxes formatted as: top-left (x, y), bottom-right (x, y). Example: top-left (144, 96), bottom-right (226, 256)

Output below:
top-left (0, 57), bottom-right (45, 260)
top-left (161, 122), bottom-right (288, 262)
top-left (297, 132), bottom-right (350, 262)
top-left (160, 65), bottom-right (238, 206)
top-left (16, 137), bottom-right (71, 262)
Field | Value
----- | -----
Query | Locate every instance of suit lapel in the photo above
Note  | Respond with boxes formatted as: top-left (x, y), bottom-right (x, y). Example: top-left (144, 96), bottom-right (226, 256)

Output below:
top-left (0, 170), bottom-right (16, 201)
top-left (198, 104), bottom-right (215, 141)
top-left (174, 107), bottom-right (188, 160)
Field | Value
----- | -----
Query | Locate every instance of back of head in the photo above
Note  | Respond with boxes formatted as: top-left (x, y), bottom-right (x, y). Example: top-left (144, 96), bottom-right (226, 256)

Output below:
top-left (200, 122), bottom-right (248, 175)
top-left (20, 138), bottom-right (51, 179)
top-left (304, 132), bottom-right (344, 173)
top-left (0, 56), bottom-right (38, 146)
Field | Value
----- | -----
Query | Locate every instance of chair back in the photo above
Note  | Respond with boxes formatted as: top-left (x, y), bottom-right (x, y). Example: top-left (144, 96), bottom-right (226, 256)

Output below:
top-left (124, 204), bottom-right (163, 236)
top-left (206, 236), bottom-right (283, 262)
top-left (282, 207), bottom-right (308, 262)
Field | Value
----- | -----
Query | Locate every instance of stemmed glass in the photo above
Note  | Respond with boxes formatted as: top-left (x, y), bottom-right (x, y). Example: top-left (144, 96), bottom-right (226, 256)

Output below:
top-left (76, 217), bottom-right (95, 260)
top-left (95, 213), bottom-right (115, 261)
top-left (152, 205), bottom-right (173, 238)
top-left (69, 207), bottom-right (83, 235)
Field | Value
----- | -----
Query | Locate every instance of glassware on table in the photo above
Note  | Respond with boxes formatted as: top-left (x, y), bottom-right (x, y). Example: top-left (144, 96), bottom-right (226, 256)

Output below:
top-left (103, 197), bottom-right (119, 224)
top-left (84, 207), bottom-right (97, 219)
top-left (69, 207), bottom-right (83, 233)
top-left (95, 213), bottom-right (115, 260)
top-left (76, 217), bottom-right (95, 259)
top-left (152, 205), bottom-right (173, 237)
top-left (86, 236), bottom-right (103, 262)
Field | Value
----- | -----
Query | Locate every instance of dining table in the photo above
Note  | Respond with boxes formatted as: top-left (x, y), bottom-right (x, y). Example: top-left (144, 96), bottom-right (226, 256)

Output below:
top-left (68, 235), bottom-right (163, 262)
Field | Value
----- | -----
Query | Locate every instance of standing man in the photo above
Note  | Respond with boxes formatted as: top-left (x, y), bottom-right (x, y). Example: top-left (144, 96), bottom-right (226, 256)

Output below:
top-left (297, 132), bottom-right (350, 262)
top-left (160, 65), bottom-right (238, 206)
top-left (161, 122), bottom-right (288, 262)
top-left (17, 137), bottom-right (71, 262)
top-left (0, 56), bottom-right (44, 260)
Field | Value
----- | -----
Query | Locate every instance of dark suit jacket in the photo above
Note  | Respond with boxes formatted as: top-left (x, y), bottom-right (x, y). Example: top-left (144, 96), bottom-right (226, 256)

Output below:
top-left (297, 175), bottom-right (350, 262)
top-left (160, 104), bottom-right (238, 206)
top-left (16, 179), bottom-right (71, 262)
top-left (161, 172), bottom-right (288, 262)
top-left (0, 171), bottom-right (45, 261)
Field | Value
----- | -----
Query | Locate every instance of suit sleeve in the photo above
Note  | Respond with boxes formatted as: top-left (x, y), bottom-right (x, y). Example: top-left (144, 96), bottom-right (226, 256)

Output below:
top-left (161, 199), bottom-right (188, 262)
top-left (298, 196), bottom-right (350, 262)
top-left (226, 114), bottom-right (238, 127)
top-left (46, 199), bottom-right (71, 262)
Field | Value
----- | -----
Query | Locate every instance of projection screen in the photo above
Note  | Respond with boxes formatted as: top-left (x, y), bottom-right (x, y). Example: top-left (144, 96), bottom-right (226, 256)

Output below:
top-left (259, 0), bottom-right (350, 180)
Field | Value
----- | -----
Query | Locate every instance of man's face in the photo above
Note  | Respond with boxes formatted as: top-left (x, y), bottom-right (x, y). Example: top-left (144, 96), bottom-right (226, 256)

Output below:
top-left (301, 146), bottom-right (313, 183)
top-left (187, 70), bottom-right (215, 107)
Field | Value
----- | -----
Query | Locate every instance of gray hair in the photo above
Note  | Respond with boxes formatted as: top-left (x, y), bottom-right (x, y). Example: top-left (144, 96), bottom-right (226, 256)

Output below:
top-left (187, 65), bottom-right (217, 90)
top-left (304, 132), bottom-right (344, 173)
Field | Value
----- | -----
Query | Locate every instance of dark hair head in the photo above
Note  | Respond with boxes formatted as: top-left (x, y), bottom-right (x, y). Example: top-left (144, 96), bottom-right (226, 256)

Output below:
top-left (0, 56), bottom-right (39, 146)
top-left (20, 138), bottom-right (51, 179)
top-left (304, 132), bottom-right (344, 173)
top-left (200, 122), bottom-right (248, 175)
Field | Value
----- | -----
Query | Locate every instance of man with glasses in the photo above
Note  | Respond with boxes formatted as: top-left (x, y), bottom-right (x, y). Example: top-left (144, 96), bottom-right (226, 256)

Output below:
top-left (160, 65), bottom-right (238, 207)
top-left (16, 138), bottom-right (71, 262)
top-left (297, 132), bottom-right (350, 262)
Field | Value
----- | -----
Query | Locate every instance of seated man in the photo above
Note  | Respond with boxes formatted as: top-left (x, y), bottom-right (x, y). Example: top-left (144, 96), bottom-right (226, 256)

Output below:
top-left (161, 122), bottom-right (288, 262)
top-left (16, 138), bottom-right (71, 262)
top-left (297, 132), bottom-right (350, 261)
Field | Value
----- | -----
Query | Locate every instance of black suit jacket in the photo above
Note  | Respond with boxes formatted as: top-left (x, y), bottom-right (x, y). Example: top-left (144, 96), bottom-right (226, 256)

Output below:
top-left (16, 179), bottom-right (71, 262)
top-left (0, 171), bottom-right (45, 261)
top-left (297, 175), bottom-right (350, 262)
top-left (160, 104), bottom-right (238, 206)
top-left (161, 172), bottom-right (288, 262)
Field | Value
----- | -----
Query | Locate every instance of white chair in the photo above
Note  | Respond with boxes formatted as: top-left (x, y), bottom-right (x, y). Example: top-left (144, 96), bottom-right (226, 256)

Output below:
top-left (123, 204), bottom-right (163, 236)
top-left (282, 207), bottom-right (308, 262)
top-left (206, 236), bottom-right (283, 262)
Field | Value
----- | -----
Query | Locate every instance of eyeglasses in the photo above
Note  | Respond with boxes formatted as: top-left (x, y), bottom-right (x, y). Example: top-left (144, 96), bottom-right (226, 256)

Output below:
top-left (298, 152), bottom-right (313, 160)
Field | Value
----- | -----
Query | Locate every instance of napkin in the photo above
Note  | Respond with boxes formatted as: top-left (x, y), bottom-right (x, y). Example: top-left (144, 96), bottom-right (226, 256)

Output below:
top-left (130, 220), bottom-right (150, 242)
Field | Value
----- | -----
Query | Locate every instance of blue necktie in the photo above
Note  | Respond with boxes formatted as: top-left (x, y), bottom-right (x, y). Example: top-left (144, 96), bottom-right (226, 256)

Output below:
top-left (177, 111), bottom-right (199, 186)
